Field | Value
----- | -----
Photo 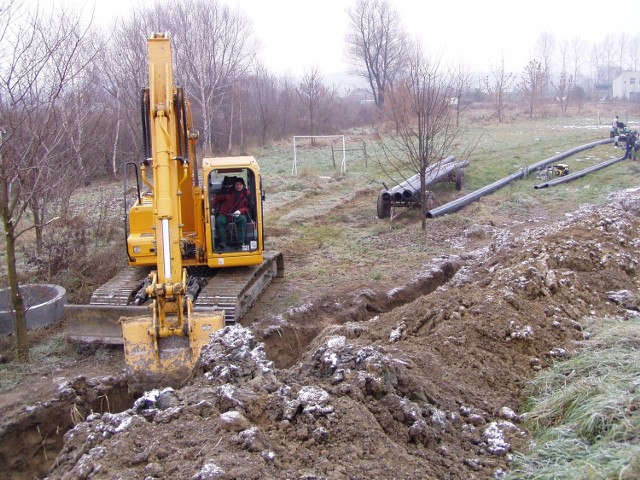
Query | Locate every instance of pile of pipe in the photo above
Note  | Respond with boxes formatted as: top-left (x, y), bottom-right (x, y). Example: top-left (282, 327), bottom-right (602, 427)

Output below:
top-left (381, 155), bottom-right (468, 202)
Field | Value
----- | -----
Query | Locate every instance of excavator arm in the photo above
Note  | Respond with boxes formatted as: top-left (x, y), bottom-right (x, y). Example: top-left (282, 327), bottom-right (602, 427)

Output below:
top-left (121, 33), bottom-right (225, 391)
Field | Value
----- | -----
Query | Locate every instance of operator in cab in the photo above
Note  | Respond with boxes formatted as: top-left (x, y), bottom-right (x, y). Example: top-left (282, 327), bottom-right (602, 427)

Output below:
top-left (213, 177), bottom-right (251, 251)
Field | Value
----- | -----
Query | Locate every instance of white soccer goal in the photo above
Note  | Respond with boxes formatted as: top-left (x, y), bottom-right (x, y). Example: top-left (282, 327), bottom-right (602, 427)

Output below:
top-left (292, 135), bottom-right (346, 175)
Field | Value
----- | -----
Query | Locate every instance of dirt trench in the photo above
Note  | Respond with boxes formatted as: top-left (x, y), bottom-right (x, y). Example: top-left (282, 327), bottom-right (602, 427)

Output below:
top-left (0, 374), bottom-right (129, 479)
top-left (3, 188), bottom-right (640, 479)
top-left (0, 254), bottom-right (461, 479)
top-left (251, 256), bottom-right (461, 369)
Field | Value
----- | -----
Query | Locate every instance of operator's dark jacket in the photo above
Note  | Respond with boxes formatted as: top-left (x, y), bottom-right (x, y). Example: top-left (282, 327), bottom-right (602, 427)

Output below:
top-left (213, 188), bottom-right (251, 220)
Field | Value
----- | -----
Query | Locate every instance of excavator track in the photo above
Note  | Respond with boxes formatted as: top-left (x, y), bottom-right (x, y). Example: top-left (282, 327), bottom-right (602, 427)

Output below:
top-left (197, 251), bottom-right (283, 324)
top-left (89, 266), bottom-right (151, 306)
top-left (64, 252), bottom-right (284, 344)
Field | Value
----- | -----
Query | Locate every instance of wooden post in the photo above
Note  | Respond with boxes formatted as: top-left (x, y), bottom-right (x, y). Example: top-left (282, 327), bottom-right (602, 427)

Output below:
top-left (363, 142), bottom-right (368, 168)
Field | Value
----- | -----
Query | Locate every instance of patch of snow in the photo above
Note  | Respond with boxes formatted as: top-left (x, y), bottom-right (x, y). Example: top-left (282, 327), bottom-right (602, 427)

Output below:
top-left (499, 407), bottom-right (518, 421)
top-left (287, 303), bottom-right (313, 315)
top-left (326, 336), bottom-right (346, 349)
top-left (261, 450), bottom-right (276, 461)
top-left (193, 461), bottom-right (225, 479)
top-left (509, 322), bottom-right (533, 340)
top-left (483, 421), bottom-right (513, 455)
top-left (387, 287), bottom-right (404, 298)
top-left (430, 408), bottom-right (447, 429)
top-left (549, 348), bottom-right (569, 358)
top-left (323, 351), bottom-right (339, 370)
top-left (133, 387), bottom-right (175, 411)
top-left (220, 411), bottom-right (244, 422)
top-left (389, 322), bottom-right (406, 343)
top-left (298, 386), bottom-right (330, 406)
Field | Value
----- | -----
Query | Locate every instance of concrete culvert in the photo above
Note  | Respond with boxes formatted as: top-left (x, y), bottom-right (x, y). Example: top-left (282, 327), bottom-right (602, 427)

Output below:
top-left (0, 284), bottom-right (66, 335)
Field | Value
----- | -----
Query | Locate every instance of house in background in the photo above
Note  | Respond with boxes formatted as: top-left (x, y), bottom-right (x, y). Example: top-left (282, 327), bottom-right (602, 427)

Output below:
top-left (613, 71), bottom-right (640, 100)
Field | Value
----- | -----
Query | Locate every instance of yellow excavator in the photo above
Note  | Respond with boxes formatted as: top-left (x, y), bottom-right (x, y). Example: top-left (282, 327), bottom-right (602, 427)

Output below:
top-left (65, 33), bottom-right (283, 389)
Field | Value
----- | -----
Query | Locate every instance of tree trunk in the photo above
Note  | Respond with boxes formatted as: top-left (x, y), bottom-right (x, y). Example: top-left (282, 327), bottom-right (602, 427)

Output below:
top-left (200, 86), bottom-right (213, 155)
top-left (32, 203), bottom-right (43, 254)
top-left (2, 216), bottom-right (28, 361)
top-left (420, 166), bottom-right (427, 231)
top-left (227, 97), bottom-right (234, 155)
top-left (112, 97), bottom-right (121, 177)
top-left (239, 101), bottom-right (244, 153)
top-left (0, 136), bottom-right (28, 361)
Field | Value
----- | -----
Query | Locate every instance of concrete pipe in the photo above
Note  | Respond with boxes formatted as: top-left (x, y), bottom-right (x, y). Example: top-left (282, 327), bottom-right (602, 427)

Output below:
top-left (0, 284), bottom-right (67, 334)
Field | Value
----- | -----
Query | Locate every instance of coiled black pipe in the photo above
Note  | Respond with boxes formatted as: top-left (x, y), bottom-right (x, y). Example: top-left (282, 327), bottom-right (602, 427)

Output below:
top-left (426, 138), bottom-right (613, 219)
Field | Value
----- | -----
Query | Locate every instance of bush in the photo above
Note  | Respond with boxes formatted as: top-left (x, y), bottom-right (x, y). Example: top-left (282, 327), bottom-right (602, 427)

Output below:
top-left (21, 215), bottom-right (125, 303)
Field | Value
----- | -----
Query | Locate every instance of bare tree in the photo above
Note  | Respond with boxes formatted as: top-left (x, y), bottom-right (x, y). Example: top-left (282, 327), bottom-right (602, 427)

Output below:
top-left (0, 2), bottom-right (94, 360)
top-left (378, 45), bottom-right (462, 230)
top-left (296, 68), bottom-right (335, 142)
top-left (627, 34), bottom-right (640, 71)
top-left (277, 75), bottom-right (296, 139)
top-left (346, 0), bottom-right (407, 108)
top-left (108, 0), bottom-right (257, 156)
top-left (484, 56), bottom-right (515, 123)
top-left (521, 59), bottom-right (546, 118)
top-left (616, 32), bottom-right (627, 73)
top-left (160, 0), bottom-right (257, 154)
top-left (450, 62), bottom-right (473, 127)
top-left (551, 71), bottom-right (572, 115)
top-left (249, 64), bottom-right (279, 146)
top-left (553, 41), bottom-right (571, 114)
top-left (102, 15), bottom-right (150, 175)
top-left (569, 35), bottom-right (585, 87)
top-left (593, 35), bottom-right (618, 84)
top-left (535, 31), bottom-right (555, 95)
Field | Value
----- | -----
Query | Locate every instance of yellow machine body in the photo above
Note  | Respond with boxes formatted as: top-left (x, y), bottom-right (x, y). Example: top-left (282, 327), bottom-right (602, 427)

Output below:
top-left (64, 33), bottom-right (284, 391)
top-left (120, 33), bottom-right (265, 388)
top-left (126, 156), bottom-right (266, 270)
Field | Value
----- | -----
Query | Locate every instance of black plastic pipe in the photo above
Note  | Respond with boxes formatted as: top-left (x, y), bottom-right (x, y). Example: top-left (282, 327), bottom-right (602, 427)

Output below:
top-left (426, 138), bottom-right (613, 219)
top-left (534, 155), bottom-right (626, 189)
top-left (381, 155), bottom-right (457, 200)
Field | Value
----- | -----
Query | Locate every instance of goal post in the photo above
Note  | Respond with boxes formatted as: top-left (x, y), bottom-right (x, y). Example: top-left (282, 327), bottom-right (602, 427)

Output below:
top-left (292, 135), bottom-right (346, 175)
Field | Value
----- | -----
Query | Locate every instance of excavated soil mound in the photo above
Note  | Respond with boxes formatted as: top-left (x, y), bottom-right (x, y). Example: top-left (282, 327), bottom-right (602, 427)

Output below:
top-left (42, 188), bottom-right (640, 480)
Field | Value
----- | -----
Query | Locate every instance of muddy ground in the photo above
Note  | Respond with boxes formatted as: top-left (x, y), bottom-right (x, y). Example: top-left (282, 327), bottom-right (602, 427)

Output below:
top-left (2, 181), bottom-right (640, 479)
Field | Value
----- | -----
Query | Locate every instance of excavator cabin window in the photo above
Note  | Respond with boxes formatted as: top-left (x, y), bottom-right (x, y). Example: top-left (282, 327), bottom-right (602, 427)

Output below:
top-left (208, 169), bottom-right (258, 252)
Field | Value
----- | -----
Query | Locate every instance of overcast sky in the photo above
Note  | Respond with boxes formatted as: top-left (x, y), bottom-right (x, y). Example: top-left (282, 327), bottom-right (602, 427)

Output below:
top-left (66, 0), bottom-right (640, 76)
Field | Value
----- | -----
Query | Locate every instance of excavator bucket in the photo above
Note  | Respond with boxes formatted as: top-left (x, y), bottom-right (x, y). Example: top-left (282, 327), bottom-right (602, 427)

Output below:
top-left (122, 309), bottom-right (225, 393)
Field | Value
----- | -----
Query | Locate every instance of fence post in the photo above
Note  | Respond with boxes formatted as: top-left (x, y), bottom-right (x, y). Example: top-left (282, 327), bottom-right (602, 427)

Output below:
top-left (363, 142), bottom-right (368, 168)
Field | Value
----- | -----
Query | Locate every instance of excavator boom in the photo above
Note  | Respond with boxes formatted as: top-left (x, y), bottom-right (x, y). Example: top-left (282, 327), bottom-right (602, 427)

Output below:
top-left (119, 33), bottom-right (225, 388)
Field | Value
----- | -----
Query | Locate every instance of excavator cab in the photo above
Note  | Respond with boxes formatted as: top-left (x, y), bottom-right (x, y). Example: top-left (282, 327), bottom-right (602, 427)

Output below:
top-left (208, 169), bottom-right (259, 253)
top-left (203, 156), bottom-right (265, 268)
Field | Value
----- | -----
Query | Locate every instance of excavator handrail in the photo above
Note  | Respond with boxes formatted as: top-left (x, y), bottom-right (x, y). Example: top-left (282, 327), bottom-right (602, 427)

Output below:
top-left (123, 161), bottom-right (141, 263)
top-left (123, 161), bottom-right (142, 205)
